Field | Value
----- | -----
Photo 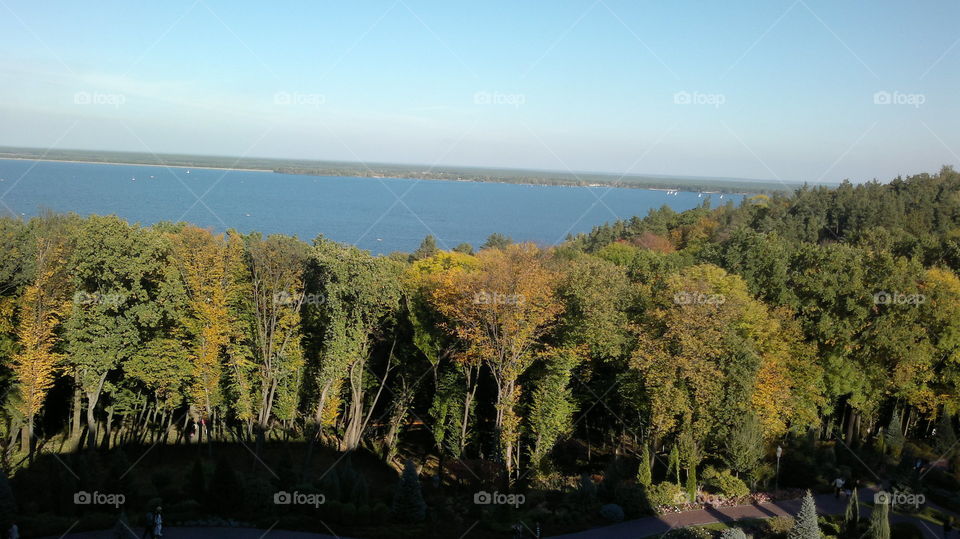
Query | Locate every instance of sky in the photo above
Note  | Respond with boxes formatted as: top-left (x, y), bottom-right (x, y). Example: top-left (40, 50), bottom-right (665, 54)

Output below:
top-left (0, 0), bottom-right (958, 183)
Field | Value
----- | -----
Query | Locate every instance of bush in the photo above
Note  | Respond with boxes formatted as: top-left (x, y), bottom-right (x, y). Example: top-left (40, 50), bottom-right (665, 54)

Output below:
top-left (391, 460), bottom-right (426, 523)
top-left (599, 503), bottom-right (624, 522)
top-left (613, 484), bottom-right (649, 518)
top-left (661, 526), bottom-right (712, 538)
top-left (646, 481), bottom-right (686, 507)
top-left (719, 528), bottom-right (748, 539)
top-left (208, 457), bottom-right (244, 518)
top-left (577, 473), bottom-right (597, 501)
top-left (889, 522), bottom-right (923, 539)
top-left (765, 516), bottom-right (795, 536)
top-left (703, 467), bottom-right (749, 499)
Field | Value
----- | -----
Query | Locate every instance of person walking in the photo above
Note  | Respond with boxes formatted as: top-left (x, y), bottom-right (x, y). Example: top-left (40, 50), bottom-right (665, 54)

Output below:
top-left (944, 517), bottom-right (953, 538)
top-left (832, 476), bottom-right (845, 498)
top-left (151, 506), bottom-right (163, 538)
top-left (141, 509), bottom-right (154, 539)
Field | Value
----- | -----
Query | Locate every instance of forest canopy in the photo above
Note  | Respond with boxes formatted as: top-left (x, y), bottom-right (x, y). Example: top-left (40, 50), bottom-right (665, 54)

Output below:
top-left (0, 167), bottom-right (958, 524)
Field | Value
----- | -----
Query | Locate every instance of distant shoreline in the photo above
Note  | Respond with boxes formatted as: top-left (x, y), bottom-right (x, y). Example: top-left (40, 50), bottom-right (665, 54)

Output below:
top-left (0, 150), bottom-right (787, 194)
top-left (0, 156), bottom-right (266, 173)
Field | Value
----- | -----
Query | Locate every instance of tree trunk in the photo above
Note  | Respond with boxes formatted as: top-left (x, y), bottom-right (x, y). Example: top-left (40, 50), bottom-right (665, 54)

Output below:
top-left (845, 405), bottom-right (857, 444)
top-left (494, 378), bottom-right (516, 476)
top-left (458, 364), bottom-right (479, 458)
top-left (340, 363), bottom-right (366, 451)
top-left (102, 406), bottom-right (114, 450)
top-left (85, 394), bottom-right (99, 450)
top-left (70, 385), bottom-right (82, 443)
top-left (20, 420), bottom-right (32, 455)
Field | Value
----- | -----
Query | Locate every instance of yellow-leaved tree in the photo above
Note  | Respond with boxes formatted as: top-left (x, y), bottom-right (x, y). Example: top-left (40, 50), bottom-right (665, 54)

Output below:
top-left (170, 226), bottom-right (232, 443)
top-left (12, 236), bottom-right (71, 454)
top-left (429, 243), bottom-right (562, 476)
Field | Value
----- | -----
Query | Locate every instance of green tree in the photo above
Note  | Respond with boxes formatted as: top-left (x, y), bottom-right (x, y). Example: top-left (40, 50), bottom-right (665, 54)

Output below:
top-left (527, 347), bottom-right (580, 473)
top-left (668, 445), bottom-right (681, 486)
top-left (843, 487), bottom-right (860, 537)
top-left (787, 490), bottom-right (820, 539)
top-left (246, 235), bottom-right (309, 437)
top-left (481, 232), bottom-right (512, 250)
top-left (935, 413), bottom-right (957, 455)
top-left (64, 216), bottom-right (170, 449)
top-left (452, 242), bottom-right (473, 255)
top-left (308, 238), bottom-right (403, 450)
top-left (392, 460), bottom-right (426, 523)
top-left (410, 235), bottom-right (439, 261)
top-left (865, 498), bottom-right (890, 539)
top-left (724, 412), bottom-right (765, 480)
top-left (884, 411), bottom-right (905, 458)
top-left (637, 444), bottom-right (652, 487)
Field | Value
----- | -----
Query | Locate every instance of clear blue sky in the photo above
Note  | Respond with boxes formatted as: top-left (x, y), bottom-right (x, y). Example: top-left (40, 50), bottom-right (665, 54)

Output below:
top-left (0, 0), bottom-right (957, 183)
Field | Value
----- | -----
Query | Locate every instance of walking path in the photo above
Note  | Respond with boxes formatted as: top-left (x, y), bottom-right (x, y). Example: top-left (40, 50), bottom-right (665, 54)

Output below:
top-left (39, 527), bottom-right (352, 539)
top-left (549, 489), bottom-right (951, 538)
top-left (39, 489), bottom-right (956, 538)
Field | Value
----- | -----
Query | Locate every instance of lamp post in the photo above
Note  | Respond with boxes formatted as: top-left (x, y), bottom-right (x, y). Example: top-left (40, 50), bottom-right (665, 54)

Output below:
top-left (775, 445), bottom-right (783, 491)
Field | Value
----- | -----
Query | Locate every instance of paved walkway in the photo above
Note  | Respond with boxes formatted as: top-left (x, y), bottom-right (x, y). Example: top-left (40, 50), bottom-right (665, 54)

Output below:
top-left (40, 527), bottom-right (352, 539)
top-left (38, 489), bottom-right (956, 538)
top-left (549, 489), bottom-right (950, 538)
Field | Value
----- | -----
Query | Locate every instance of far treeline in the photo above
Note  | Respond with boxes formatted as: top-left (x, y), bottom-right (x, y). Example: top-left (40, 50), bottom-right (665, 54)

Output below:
top-left (0, 146), bottom-right (793, 194)
top-left (0, 166), bottom-right (959, 494)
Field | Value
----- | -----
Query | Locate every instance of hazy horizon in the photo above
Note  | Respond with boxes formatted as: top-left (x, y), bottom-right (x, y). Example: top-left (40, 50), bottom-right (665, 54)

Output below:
top-left (1, 1), bottom-right (958, 185)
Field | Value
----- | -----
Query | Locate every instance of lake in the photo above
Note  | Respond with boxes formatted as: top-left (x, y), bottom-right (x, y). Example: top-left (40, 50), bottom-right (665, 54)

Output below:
top-left (0, 159), bottom-right (744, 254)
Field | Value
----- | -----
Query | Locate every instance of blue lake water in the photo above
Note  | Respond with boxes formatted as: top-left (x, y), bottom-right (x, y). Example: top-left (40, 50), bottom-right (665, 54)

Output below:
top-left (0, 159), bottom-right (744, 254)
